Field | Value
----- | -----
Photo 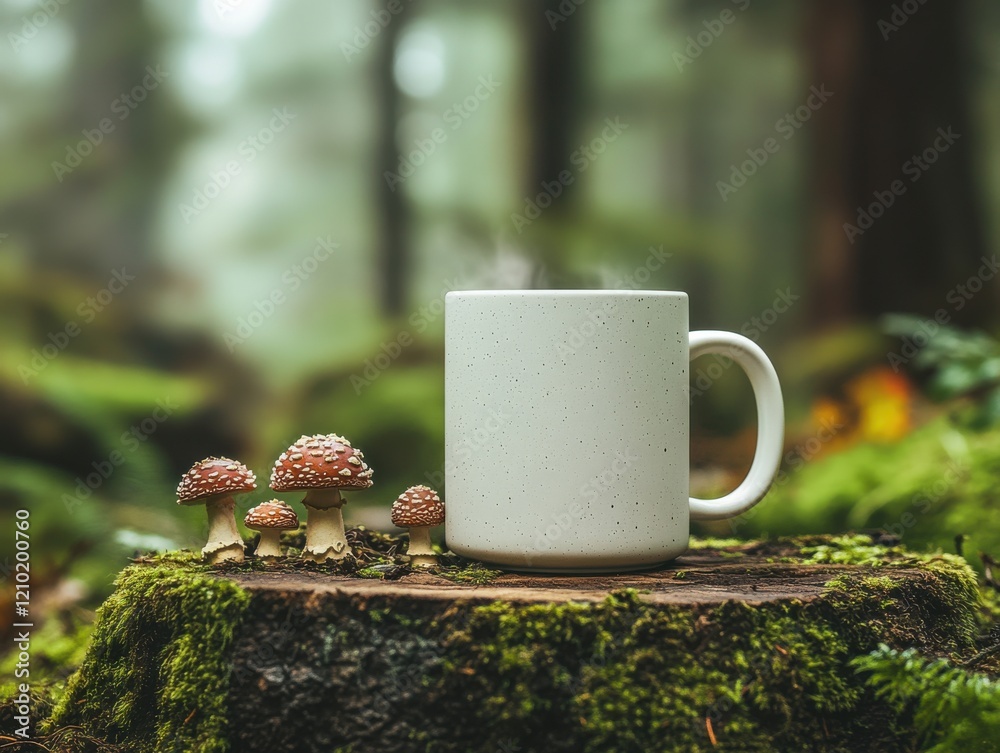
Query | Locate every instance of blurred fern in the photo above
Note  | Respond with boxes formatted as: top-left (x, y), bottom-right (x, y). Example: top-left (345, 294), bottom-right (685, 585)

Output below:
top-left (882, 314), bottom-right (1000, 427)
top-left (853, 644), bottom-right (1000, 752)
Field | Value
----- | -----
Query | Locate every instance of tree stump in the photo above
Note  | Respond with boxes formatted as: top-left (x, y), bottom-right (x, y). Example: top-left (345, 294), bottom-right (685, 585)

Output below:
top-left (49, 534), bottom-right (981, 753)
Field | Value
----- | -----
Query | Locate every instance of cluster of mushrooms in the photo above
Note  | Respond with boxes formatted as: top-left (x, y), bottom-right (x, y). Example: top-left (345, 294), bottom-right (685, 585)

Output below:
top-left (175, 433), bottom-right (445, 568)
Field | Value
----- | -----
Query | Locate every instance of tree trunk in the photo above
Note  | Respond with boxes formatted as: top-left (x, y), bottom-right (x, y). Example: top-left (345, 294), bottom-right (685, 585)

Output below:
top-left (375, 2), bottom-right (410, 316)
top-left (806, 0), bottom-right (993, 326)
top-left (523, 0), bottom-right (583, 201)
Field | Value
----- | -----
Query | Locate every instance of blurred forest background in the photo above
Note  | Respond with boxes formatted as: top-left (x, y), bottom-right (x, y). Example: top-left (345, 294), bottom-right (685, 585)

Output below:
top-left (2, 0), bottom-right (1000, 684)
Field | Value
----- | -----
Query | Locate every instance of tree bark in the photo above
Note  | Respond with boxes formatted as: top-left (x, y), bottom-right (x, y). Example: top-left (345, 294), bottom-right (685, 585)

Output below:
top-left (806, 0), bottom-right (993, 326)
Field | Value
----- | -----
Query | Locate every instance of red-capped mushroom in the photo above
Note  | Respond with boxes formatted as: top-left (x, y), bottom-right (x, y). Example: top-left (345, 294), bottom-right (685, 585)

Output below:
top-left (390, 485), bottom-right (445, 568)
top-left (244, 500), bottom-right (299, 560)
top-left (177, 457), bottom-right (256, 564)
top-left (270, 433), bottom-right (373, 563)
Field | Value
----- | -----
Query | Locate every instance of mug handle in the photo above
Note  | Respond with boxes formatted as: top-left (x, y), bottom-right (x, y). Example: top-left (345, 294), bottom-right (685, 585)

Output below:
top-left (688, 331), bottom-right (785, 521)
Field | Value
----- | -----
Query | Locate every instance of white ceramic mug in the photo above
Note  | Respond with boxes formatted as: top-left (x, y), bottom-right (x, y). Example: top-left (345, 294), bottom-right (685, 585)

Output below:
top-left (444, 290), bottom-right (784, 573)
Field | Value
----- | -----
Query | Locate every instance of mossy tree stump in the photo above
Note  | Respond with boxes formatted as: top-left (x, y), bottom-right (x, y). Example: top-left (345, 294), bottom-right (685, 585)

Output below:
top-left (49, 534), bottom-right (982, 753)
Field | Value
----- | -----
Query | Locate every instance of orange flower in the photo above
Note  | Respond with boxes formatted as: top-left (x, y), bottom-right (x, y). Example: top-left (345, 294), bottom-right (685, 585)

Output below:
top-left (845, 367), bottom-right (912, 442)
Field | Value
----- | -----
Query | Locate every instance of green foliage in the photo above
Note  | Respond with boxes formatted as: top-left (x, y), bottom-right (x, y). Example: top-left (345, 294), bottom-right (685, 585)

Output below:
top-left (47, 564), bottom-right (250, 753)
top-left (0, 617), bottom-right (93, 703)
top-left (435, 562), bottom-right (503, 585)
top-left (738, 418), bottom-right (1000, 567)
top-left (883, 315), bottom-right (1000, 427)
top-left (854, 645), bottom-right (1000, 753)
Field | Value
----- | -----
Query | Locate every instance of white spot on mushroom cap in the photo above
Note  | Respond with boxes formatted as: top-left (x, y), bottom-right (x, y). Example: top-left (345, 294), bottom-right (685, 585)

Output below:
top-left (244, 500), bottom-right (299, 529)
top-left (177, 456), bottom-right (257, 504)
top-left (390, 485), bottom-right (445, 527)
top-left (268, 433), bottom-right (373, 492)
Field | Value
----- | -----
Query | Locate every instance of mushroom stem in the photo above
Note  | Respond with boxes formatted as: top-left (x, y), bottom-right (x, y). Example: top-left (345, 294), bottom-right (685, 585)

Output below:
top-left (405, 525), bottom-right (436, 568)
top-left (302, 489), bottom-right (349, 562)
top-left (255, 529), bottom-right (284, 560)
top-left (204, 496), bottom-right (245, 564)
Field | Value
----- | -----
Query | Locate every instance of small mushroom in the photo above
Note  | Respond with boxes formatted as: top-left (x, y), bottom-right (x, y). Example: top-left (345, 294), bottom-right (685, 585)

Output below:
top-left (390, 485), bottom-right (445, 568)
top-left (177, 457), bottom-right (256, 564)
top-left (244, 500), bottom-right (299, 560)
top-left (270, 433), bottom-right (373, 563)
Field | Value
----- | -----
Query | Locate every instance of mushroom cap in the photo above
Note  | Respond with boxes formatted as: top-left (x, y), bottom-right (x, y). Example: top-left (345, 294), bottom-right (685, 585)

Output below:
top-left (177, 457), bottom-right (257, 505)
top-left (269, 433), bottom-right (373, 492)
top-left (244, 499), bottom-right (299, 531)
top-left (391, 485), bottom-right (445, 528)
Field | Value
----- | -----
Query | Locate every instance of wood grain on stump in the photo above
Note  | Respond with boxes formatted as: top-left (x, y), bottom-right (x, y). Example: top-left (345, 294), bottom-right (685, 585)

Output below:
top-left (230, 555), bottom-right (939, 606)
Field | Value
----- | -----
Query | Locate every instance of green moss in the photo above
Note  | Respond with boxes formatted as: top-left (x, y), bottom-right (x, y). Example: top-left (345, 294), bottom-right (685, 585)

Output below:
top-left (431, 556), bottom-right (982, 752)
top-left (138, 528), bottom-right (492, 583)
top-left (38, 535), bottom-right (991, 752)
top-left (687, 537), bottom-right (746, 549)
top-left (46, 564), bottom-right (249, 753)
top-left (141, 550), bottom-right (208, 569)
top-left (800, 534), bottom-right (903, 566)
top-left (436, 562), bottom-right (503, 585)
top-left (736, 418), bottom-right (1000, 571)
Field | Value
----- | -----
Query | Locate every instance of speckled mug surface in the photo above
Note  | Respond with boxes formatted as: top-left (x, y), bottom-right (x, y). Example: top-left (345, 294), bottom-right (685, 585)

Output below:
top-left (444, 290), bottom-right (784, 573)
